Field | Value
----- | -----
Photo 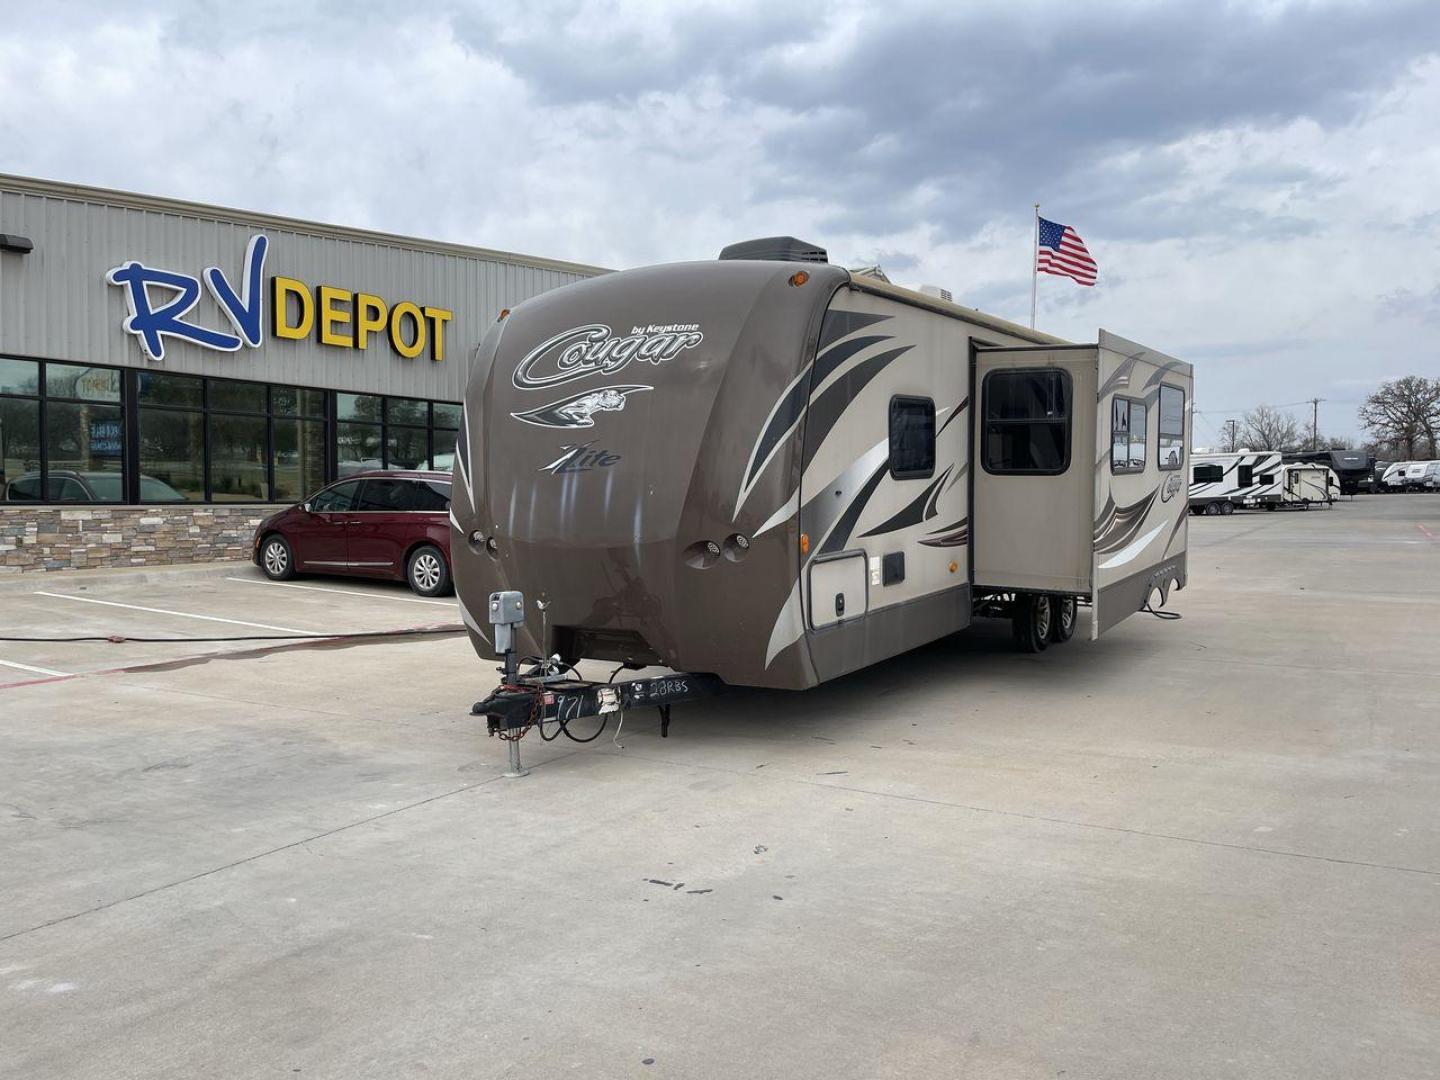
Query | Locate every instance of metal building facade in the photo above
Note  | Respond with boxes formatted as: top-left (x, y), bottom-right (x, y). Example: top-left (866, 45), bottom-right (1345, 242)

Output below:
top-left (0, 174), bottom-right (600, 400)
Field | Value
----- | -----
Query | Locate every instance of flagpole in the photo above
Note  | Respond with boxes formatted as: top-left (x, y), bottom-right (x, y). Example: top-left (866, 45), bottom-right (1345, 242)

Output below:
top-left (1029, 203), bottom-right (1039, 330)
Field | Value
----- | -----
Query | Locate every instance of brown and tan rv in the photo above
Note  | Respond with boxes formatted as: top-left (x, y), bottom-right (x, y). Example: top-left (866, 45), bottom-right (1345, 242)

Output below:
top-left (453, 239), bottom-right (1191, 725)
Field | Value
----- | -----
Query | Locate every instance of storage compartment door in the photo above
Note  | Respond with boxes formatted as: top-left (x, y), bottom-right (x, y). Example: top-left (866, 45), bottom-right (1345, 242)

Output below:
top-left (971, 347), bottom-right (1097, 594)
top-left (808, 552), bottom-right (868, 629)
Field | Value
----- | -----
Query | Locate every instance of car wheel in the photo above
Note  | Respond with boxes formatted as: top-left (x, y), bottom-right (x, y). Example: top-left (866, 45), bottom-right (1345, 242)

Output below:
top-left (261, 534), bottom-right (295, 581)
top-left (1012, 594), bottom-right (1051, 653)
top-left (407, 544), bottom-right (452, 597)
top-left (1049, 595), bottom-right (1077, 643)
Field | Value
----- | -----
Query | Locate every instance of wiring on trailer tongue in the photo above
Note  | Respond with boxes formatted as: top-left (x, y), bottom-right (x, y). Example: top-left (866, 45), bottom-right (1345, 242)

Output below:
top-left (1141, 603), bottom-right (1182, 621)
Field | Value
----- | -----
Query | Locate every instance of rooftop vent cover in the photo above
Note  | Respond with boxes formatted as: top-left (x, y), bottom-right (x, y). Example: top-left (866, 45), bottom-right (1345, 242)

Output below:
top-left (718, 237), bottom-right (828, 263)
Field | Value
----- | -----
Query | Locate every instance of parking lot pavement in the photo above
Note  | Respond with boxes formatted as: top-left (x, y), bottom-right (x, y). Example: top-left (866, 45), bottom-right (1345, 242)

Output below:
top-left (0, 565), bottom-right (461, 686)
top-left (2, 496), bottom-right (1438, 1079)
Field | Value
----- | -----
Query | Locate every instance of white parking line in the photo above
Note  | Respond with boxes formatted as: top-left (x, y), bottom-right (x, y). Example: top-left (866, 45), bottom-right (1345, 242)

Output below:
top-left (223, 577), bottom-right (452, 606)
top-left (0, 657), bottom-right (71, 677)
top-left (33, 592), bottom-right (313, 634)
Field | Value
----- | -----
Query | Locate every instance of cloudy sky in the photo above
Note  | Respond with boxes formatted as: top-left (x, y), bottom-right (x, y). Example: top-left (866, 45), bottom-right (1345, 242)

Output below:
top-left (3, 0), bottom-right (1439, 442)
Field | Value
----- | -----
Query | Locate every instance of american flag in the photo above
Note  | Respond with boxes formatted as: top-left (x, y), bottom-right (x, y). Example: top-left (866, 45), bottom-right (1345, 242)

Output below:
top-left (1036, 216), bottom-right (1098, 286)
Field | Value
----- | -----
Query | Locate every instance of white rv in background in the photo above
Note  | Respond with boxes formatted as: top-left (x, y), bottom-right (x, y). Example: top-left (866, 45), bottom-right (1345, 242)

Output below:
top-left (1188, 451), bottom-right (1282, 514)
top-left (1384, 460), bottom-right (1439, 491)
top-left (1274, 462), bottom-right (1337, 509)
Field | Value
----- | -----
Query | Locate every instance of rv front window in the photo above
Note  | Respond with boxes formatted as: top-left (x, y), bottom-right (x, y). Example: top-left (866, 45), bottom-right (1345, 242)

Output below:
top-left (981, 369), bottom-right (1071, 475)
top-left (1158, 385), bottom-right (1185, 470)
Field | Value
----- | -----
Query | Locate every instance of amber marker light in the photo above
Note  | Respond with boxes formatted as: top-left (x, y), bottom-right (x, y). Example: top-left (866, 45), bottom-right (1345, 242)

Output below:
top-left (789, 270), bottom-right (809, 287)
top-left (799, 532), bottom-right (810, 554)
top-left (498, 308), bottom-right (511, 320)
top-left (949, 561), bottom-right (959, 573)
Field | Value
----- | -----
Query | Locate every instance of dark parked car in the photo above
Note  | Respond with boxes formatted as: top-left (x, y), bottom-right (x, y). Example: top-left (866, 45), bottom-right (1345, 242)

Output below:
top-left (252, 470), bottom-right (454, 596)
top-left (3, 469), bottom-right (188, 502)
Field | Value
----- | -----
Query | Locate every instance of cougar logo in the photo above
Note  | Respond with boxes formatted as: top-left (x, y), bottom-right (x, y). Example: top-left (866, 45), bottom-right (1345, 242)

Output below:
top-left (510, 385), bottom-right (650, 429)
top-left (512, 322), bottom-right (704, 389)
top-left (1160, 473), bottom-right (1184, 502)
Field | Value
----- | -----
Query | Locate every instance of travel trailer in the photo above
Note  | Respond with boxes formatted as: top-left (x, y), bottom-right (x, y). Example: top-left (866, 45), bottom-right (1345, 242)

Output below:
top-left (1381, 461), bottom-right (1439, 491)
top-left (1284, 449), bottom-right (1371, 495)
top-left (453, 239), bottom-right (1192, 746)
top-left (1188, 451), bottom-right (1282, 514)
top-left (1274, 462), bottom-right (1337, 509)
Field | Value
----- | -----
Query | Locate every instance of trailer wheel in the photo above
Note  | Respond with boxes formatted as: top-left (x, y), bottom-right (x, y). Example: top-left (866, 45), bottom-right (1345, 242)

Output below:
top-left (1049, 595), bottom-right (1077, 643)
top-left (1204, 501), bottom-right (1222, 516)
top-left (1220, 501), bottom-right (1236, 515)
top-left (1012, 594), bottom-right (1051, 653)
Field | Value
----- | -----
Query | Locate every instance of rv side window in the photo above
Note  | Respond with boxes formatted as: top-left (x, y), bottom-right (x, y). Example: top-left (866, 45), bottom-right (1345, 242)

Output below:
top-left (1257, 472), bottom-right (1275, 485)
top-left (1237, 465), bottom-right (1254, 488)
top-left (981, 369), bottom-right (1071, 475)
top-left (1193, 464), bottom-right (1223, 483)
top-left (888, 396), bottom-right (935, 480)
top-left (1158, 385), bottom-right (1185, 470)
top-left (1111, 397), bottom-right (1147, 473)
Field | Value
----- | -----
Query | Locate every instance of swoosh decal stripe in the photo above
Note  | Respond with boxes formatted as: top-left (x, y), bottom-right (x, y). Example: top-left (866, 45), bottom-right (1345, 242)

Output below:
top-left (801, 345), bottom-right (914, 471)
top-left (818, 310), bottom-right (891, 353)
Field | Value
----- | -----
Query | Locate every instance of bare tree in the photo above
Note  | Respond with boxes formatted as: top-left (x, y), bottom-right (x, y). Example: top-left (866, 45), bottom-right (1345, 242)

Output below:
top-left (1358, 376), bottom-right (1440, 459)
top-left (1242, 405), bottom-right (1301, 451)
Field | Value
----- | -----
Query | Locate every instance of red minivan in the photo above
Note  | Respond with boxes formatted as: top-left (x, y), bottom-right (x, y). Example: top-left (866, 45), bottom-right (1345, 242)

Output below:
top-left (252, 471), bottom-right (454, 596)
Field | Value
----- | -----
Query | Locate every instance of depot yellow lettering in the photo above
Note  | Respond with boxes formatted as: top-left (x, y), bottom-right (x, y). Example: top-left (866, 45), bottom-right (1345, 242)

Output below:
top-left (422, 306), bottom-right (453, 362)
top-left (389, 302), bottom-right (425, 359)
top-left (272, 276), bottom-right (314, 339)
top-left (266, 275), bottom-right (450, 361)
top-left (355, 293), bottom-right (388, 350)
top-left (317, 286), bottom-right (354, 347)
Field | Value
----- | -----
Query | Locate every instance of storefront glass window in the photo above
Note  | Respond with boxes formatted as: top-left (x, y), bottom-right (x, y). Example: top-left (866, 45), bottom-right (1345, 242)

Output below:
top-left (387, 396), bottom-right (427, 427)
top-left (45, 401), bottom-right (124, 500)
top-left (46, 363), bottom-right (122, 402)
top-left (0, 358), bottom-right (40, 396)
top-left (274, 418), bottom-right (327, 502)
top-left (432, 402), bottom-right (462, 429)
top-left (337, 393), bottom-right (382, 422)
top-left (431, 427), bottom-right (457, 469)
top-left (138, 372), bottom-right (203, 407)
top-left (273, 386), bottom-right (326, 418)
top-left (210, 380), bottom-right (266, 413)
top-left (139, 408), bottom-right (204, 501)
top-left (386, 426), bottom-right (428, 470)
top-left (337, 420), bottom-right (382, 476)
top-left (0, 397), bottom-right (42, 500)
top-left (210, 414), bottom-right (267, 500)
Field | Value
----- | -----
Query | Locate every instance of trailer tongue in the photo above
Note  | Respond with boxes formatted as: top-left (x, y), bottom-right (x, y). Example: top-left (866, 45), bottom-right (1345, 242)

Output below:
top-left (472, 590), bottom-right (725, 775)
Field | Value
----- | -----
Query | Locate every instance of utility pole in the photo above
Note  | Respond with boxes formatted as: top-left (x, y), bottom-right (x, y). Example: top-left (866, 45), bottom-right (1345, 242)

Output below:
top-left (1310, 397), bottom-right (1324, 450)
top-left (1225, 419), bottom-right (1238, 453)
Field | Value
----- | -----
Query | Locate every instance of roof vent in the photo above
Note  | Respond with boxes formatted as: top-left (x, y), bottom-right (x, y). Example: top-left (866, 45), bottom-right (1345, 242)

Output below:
top-left (718, 237), bottom-right (828, 263)
top-left (919, 284), bottom-right (952, 303)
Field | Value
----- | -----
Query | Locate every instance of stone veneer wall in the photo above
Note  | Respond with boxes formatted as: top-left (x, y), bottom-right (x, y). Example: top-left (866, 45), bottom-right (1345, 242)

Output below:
top-left (0, 506), bottom-right (287, 573)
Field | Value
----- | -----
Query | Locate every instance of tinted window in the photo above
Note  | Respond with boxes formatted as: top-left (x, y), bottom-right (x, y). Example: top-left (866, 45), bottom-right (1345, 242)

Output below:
top-left (1193, 464), bottom-right (1223, 483)
top-left (337, 393), bottom-right (382, 422)
top-left (209, 380), bottom-right (266, 413)
top-left (6, 475), bottom-right (42, 501)
top-left (411, 480), bottom-right (451, 511)
top-left (982, 369), bottom-right (1071, 474)
top-left (889, 396), bottom-right (935, 479)
top-left (272, 386), bottom-right (326, 418)
top-left (310, 480), bottom-right (361, 513)
top-left (0, 357), bottom-right (40, 396)
top-left (1112, 398), bottom-right (1147, 473)
top-left (52, 476), bottom-right (89, 501)
top-left (432, 402), bottom-right (462, 428)
top-left (46, 402), bottom-right (123, 500)
top-left (0, 397), bottom-right (40, 495)
top-left (46, 363), bottom-right (121, 402)
top-left (1238, 465), bottom-right (1254, 487)
top-left (1158, 385), bottom-right (1185, 470)
top-left (356, 477), bottom-right (415, 511)
top-left (210, 414), bottom-right (267, 501)
top-left (138, 372), bottom-right (203, 407)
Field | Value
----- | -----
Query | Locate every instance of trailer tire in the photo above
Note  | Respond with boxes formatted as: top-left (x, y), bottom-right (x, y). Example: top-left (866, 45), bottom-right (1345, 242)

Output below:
top-left (1049, 595), bottom-right (1077, 643)
top-left (1012, 594), bottom-right (1051, 653)
top-left (1220, 501), bottom-right (1236, 515)
top-left (1204, 501), bottom-right (1222, 516)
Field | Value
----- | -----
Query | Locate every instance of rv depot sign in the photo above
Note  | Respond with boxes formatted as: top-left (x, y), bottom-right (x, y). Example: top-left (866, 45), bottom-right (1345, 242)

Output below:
top-left (106, 234), bottom-right (453, 364)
